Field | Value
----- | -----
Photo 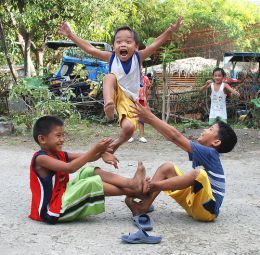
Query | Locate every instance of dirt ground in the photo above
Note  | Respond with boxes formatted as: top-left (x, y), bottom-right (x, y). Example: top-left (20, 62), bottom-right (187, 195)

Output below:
top-left (0, 124), bottom-right (260, 255)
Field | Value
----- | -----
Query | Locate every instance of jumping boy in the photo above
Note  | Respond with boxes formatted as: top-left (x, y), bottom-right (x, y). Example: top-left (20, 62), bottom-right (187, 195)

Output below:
top-left (58, 17), bottom-right (183, 164)
top-left (127, 102), bottom-right (238, 221)
top-left (29, 116), bottom-right (146, 224)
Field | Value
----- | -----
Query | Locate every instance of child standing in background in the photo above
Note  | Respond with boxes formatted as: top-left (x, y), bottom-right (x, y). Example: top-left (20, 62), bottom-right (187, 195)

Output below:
top-left (200, 67), bottom-right (240, 124)
top-left (128, 72), bottom-right (152, 143)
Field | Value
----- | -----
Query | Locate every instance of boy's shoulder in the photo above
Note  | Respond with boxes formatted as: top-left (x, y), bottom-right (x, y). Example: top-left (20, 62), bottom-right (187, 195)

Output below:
top-left (31, 150), bottom-right (68, 162)
top-left (190, 141), bottom-right (219, 157)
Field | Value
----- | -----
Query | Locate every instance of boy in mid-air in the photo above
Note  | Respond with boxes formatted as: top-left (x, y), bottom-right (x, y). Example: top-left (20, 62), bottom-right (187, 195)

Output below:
top-left (126, 102), bottom-right (237, 221)
top-left (29, 116), bottom-right (146, 224)
top-left (58, 17), bottom-right (183, 166)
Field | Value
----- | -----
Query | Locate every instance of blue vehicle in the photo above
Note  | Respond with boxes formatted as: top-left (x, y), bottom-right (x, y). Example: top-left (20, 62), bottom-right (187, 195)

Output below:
top-left (46, 40), bottom-right (112, 81)
top-left (45, 41), bottom-right (112, 116)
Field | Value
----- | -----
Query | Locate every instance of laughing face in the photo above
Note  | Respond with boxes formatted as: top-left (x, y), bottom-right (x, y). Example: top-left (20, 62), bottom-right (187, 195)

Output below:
top-left (113, 29), bottom-right (138, 62)
top-left (213, 71), bottom-right (224, 84)
top-left (40, 125), bottom-right (65, 152)
top-left (197, 124), bottom-right (221, 148)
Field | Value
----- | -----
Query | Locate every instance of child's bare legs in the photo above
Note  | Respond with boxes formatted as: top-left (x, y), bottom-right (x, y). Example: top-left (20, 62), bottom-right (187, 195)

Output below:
top-left (94, 161), bottom-right (145, 196)
top-left (103, 73), bottom-right (116, 120)
top-left (139, 122), bottom-right (144, 137)
top-left (125, 162), bottom-right (199, 215)
top-left (110, 117), bottom-right (135, 152)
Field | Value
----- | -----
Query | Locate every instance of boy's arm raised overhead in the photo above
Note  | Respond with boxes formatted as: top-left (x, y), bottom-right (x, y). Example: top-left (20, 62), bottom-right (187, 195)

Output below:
top-left (59, 22), bottom-right (111, 62)
top-left (139, 16), bottom-right (183, 62)
top-left (36, 138), bottom-right (113, 174)
top-left (131, 102), bottom-right (192, 153)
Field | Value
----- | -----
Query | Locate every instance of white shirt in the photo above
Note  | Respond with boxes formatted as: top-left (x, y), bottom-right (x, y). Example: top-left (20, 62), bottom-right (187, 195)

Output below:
top-left (109, 52), bottom-right (142, 100)
top-left (209, 83), bottom-right (227, 120)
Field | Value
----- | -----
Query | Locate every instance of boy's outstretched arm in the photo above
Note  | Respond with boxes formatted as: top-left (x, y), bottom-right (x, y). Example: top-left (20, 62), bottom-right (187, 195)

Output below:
top-left (131, 102), bottom-right (192, 153)
top-left (36, 138), bottom-right (114, 173)
top-left (139, 16), bottom-right (183, 62)
top-left (224, 83), bottom-right (240, 97)
top-left (58, 22), bottom-right (111, 62)
top-left (200, 80), bottom-right (212, 91)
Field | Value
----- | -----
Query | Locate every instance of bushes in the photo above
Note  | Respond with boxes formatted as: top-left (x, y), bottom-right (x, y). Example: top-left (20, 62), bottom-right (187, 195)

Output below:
top-left (9, 77), bottom-right (80, 130)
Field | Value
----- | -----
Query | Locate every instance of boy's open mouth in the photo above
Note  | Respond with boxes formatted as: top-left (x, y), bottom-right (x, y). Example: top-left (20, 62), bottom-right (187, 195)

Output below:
top-left (120, 49), bottom-right (128, 56)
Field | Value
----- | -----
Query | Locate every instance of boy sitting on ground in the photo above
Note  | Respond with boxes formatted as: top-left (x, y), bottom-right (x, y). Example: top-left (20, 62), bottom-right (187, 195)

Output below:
top-left (126, 103), bottom-right (237, 221)
top-left (29, 115), bottom-right (145, 224)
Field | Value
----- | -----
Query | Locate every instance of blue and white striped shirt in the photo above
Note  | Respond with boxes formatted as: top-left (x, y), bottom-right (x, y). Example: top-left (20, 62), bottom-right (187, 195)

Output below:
top-left (189, 141), bottom-right (225, 215)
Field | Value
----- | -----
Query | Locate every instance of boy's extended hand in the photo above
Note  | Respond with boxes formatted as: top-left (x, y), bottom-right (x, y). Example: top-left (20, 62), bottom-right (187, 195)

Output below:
top-left (130, 101), bottom-right (154, 124)
top-left (89, 138), bottom-right (114, 161)
top-left (102, 152), bottom-right (119, 169)
top-left (206, 80), bottom-right (212, 88)
top-left (232, 88), bottom-right (240, 97)
top-left (58, 22), bottom-right (73, 37)
top-left (168, 16), bottom-right (183, 33)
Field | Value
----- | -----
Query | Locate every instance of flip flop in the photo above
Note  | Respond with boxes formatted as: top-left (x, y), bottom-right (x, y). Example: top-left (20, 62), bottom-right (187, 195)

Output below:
top-left (132, 214), bottom-right (153, 231)
top-left (121, 229), bottom-right (161, 244)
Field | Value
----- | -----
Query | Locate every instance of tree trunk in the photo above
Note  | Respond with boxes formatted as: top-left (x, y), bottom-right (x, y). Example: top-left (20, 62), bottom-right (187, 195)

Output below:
top-left (24, 33), bottom-right (32, 77)
top-left (36, 48), bottom-right (44, 76)
top-left (0, 18), bottom-right (18, 83)
top-left (17, 32), bottom-right (36, 76)
top-left (165, 64), bottom-right (171, 123)
top-left (162, 63), bottom-right (167, 121)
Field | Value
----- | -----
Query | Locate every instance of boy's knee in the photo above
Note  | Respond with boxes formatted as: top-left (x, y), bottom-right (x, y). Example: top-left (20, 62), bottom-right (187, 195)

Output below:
top-left (123, 122), bottom-right (135, 136)
top-left (103, 73), bottom-right (117, 84)
top-left (162, 162), bottom-right (174, 170)
top-left (122, 118), bottom-right (135, 131)
top-left (191, 169), bottom-right (200, 180)
top-left (160, 162), bottom-right (175, 175)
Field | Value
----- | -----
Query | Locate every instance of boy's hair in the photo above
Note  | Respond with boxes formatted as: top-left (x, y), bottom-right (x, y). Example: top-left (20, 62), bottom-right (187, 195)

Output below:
top-left (216, 121), bottom-right (237, 153)
top-left (33, 116), bottom-right (64, 144)
top-left (213, 67), bottom-right (226, 77)
top-left (112, 26), bottom-right (139, 45)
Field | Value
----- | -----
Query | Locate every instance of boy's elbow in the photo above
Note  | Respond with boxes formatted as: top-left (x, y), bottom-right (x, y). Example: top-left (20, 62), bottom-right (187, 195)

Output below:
top-left (64, 164), bottom-right (76, 174)
top-left (168, 131), bottom-right (181, 143)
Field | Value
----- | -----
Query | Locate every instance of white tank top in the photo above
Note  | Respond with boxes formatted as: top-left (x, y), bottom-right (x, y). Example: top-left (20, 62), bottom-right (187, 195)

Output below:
top-left (209, 83), bottom-right (227, 119)
top-left (109, 51), bottom-right (142, 100)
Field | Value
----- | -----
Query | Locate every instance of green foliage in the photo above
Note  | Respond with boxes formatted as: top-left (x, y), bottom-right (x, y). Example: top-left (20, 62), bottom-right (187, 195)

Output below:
top-left (195, 67), bottom-right (213, 88)
top-left (182, 119), bottom-right (205, 129)
top-left (0, 0), bottom-right (259, 73)
top-left (9, 77), bottom-right (80, 129)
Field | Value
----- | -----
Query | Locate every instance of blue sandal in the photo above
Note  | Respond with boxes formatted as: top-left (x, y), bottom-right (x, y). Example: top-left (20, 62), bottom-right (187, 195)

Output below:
top-left (121, 229), bottom-right (161, 244)
top-left (132, 214), bottom-right (153, 231)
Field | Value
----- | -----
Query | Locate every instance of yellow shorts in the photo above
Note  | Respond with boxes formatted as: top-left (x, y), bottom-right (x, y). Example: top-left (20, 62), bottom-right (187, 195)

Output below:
top-left (114, 83), bottom-right (138, 130)
top-left (164, 166), bottom-right (216, 222)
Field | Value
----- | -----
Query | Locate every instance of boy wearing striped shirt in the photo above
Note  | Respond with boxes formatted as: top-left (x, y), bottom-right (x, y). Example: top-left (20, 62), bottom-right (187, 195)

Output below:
top-left (127, 103), bottom-right (237, 221)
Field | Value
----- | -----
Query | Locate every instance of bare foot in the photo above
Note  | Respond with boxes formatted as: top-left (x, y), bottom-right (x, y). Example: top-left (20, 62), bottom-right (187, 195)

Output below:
top-left (129, 161), bottom-right (146, 193)
top-left (143, 176), bottom-right (151, 194)
top-left (104, 101), bottom-right (115, 121)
